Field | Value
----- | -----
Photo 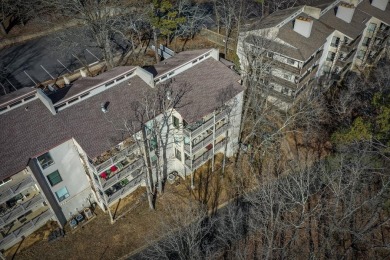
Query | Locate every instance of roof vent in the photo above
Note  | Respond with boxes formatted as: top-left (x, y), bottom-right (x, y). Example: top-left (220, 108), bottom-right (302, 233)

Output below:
top-left (293, 16), bottom-right (313, 38)
top-left (101, 102), bottom-right (109, 113)
top-left (336, 2), bottom-right (355, 23)
top-left (371, 0), bottom-right (388, 11)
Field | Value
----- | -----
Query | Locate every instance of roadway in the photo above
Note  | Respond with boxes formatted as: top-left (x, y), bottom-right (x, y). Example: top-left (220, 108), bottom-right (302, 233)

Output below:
top-left (0, 27), bottom-right (102, 95)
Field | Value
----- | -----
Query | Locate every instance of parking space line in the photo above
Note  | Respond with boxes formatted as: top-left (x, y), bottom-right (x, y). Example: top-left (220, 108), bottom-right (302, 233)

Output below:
top-left (57, 59), bottom-right (72, 73)
top-left (6, 79), bottom-right (17, 91)
top-left (40, 65), bottom-right (55, 79)
top-left (0, 83), bottom-right (7, 95)
top-left (86, 49), bottom-right (100, 61)
top-left (24, 71), bottom-right (38, 85)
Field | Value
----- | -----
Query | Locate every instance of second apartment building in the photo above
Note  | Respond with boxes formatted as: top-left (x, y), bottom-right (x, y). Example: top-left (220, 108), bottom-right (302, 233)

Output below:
top-left (237, 0), bottom-right (390, 109)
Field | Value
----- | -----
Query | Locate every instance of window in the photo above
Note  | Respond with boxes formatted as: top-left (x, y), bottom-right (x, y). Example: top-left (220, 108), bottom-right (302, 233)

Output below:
top-left (326, 51), bottom-right (336, 62)
top-left (330, 36), bottom-right (340, 47)
top-left (9, 100), bottom-right (22, 107)
top-left (55, 187), bottom-right (69, 202)
top-left (323, 65), bottom-right (331, 73)
top-left (38, 152), bottom-right (54, 169)
top-left (47, 170), bottom-right (62, 186)
top-left (145, 121), bottom-right (154, 135)
top-left (175, 149), bottom-right (182, 161)
top-left (151, 155), bottom-right (158, 167)
top-left (0, 177), bottom-right (12, 186)
top-left (357, 49), bottom-right (366, 60)
top-left (281, 87), bottom-right (289, 95)
top-left (362, 37), bottom-right (371, 47)
top-left (149, 137), bottom-right (158, 151)
top-left (173, 116), bottom-right (180, 129)
top-left (267, 52), bottom-right (274, 58)
top-left (287, 58), bottom-right (295, 65)
top-left (367, 23), bottom-right (377, 32)
top-left (344, 36), bottom-right (350, 44)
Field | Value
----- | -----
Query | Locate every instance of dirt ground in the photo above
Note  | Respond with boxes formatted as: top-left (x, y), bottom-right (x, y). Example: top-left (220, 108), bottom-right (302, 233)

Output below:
top-left (5, 154), bottom-right (245, 260)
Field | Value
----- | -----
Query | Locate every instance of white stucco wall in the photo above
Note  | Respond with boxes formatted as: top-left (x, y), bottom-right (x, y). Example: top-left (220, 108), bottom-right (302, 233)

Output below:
top-left (37, 139), bottom-right (94, 220)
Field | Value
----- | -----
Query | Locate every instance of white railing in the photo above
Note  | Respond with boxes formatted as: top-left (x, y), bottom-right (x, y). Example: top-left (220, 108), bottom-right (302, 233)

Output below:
top-left (101, 157), bottom-right (144, 190)
top-left (0, 210), bottom-right (53, 250)
top-left (0, 176), bottom-right (35, 205)
top-left (0, 194), bottom-right (45, 228)
top-left (106, 173), bottom-right (144, 204)
top-left (95, 143), bottom-right (139, 173)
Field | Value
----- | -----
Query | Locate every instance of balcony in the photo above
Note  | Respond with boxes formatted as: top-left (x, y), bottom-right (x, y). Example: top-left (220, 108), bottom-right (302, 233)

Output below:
top-left (0, 194), bottom-right (45, 228)
top-left (262, 56), bottom-right (300, 75)
top-left (99, 157), bottom-right (144, 190)
top-left (0, 209), bottom-right (53, 250)
top-left (298, 66), bottom-right (318, 88)
top-left (335, 49), bottom-right (356, 68)
top-left (376, 28), bottom-right (390, 39)
top-left (0, 176), bottom-right (35, 205)
top-left (94, 142), bottom-right (139, 173)
top-left (186, 139), bottom-right (227, 170)
top-left (268, 74), bottom-right (297, 90)
top-left (262, 88), bottom-right (294, 104)
top-left (186, 123), bottom-right (229, 155)
top-left (105, 171), bottom-right (144, 205)
top-left (301, 50), bottom-right (322, 75)
top-left (183, 111), bottom-right (227, 138)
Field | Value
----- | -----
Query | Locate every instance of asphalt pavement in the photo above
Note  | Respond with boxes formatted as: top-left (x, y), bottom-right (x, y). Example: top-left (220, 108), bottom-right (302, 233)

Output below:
top-left (0, 27), bottom-right (102, 95)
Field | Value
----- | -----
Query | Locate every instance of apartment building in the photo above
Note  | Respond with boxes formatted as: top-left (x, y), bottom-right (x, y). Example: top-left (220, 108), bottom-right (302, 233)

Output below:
top-left (237, 0), bottom-right (390, 109)
top-left (0, 49), bottom-right (244, 250)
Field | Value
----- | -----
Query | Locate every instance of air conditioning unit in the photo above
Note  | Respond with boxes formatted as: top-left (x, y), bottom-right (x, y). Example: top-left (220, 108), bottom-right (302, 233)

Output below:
top-left (84, 208), bottom-right (93, 219)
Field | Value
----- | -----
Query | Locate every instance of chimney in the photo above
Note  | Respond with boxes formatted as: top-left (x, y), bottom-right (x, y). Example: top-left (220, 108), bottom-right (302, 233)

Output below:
top-left (63, 76), bottom-right (70, 85)
top-left (293, 16), bottom-right (313, 38)
top-left (80, 69), bottom-right (87, 77)
top-left (336, 2), bottom-right (355, 23)
top-left (371, 0), bottom-right (388, 11)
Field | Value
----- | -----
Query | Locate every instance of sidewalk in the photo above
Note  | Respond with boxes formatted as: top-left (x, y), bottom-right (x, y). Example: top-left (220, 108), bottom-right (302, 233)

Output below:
top-left (0, 20), bottom-right (81, 49)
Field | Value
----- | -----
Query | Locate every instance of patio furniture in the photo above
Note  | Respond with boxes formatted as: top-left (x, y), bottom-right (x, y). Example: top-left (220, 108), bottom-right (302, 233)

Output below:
top-left (100, 172), bottom-right (108, 179)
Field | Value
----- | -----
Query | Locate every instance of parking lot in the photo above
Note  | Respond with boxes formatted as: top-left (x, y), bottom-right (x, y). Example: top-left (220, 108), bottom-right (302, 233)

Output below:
top-left (0, 28), bottom-right (102, 95)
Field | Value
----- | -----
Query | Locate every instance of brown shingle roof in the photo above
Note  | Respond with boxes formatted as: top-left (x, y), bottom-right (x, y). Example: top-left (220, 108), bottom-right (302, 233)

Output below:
top-left (145, 49), bottom-right (209, 77)
top-left (243, 6), bottom-right (303, 32)
top-left (358, 0), bottom-right (390, 24)
top-left (245, 35), bottom-right (304, 60)
top-left (49, 66), bottom-right (135, 104)
top-left (244, 0), bottom-right (389, 61)
top-left (57, 76), bottom-right (149, 159)
top-left (278, 14), bottom-right (334, 60)
top-left (0, 100), bottom-right (71, 179)
top-left (171, 58), bottom-right (244, 124)
top-left (320, 5), bottom-right (370, 39)
top-left (0, 88), bottom-right (36, 107)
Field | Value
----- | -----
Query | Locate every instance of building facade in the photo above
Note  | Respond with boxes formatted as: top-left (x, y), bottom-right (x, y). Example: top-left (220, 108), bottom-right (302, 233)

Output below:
top-left (0, 49), bottom-right (244, 250)
top-left (237, 0), bottom-right (390, 109)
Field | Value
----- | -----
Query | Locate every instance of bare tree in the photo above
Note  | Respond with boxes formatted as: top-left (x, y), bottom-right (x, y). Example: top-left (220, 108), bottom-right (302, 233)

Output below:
top-left (124, 80), bottom-right (191, 209)
top-left (42, 0), bottom-right (148, 69)
top-left (142, 201), bottom-right (218, 260)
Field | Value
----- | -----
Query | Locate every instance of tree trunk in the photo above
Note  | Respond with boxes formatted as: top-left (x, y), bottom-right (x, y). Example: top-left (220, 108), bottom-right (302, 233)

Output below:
top-left (153, 28), bottom-right (160, 62)
top-left (141, 126), bottom-right (155, 210)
